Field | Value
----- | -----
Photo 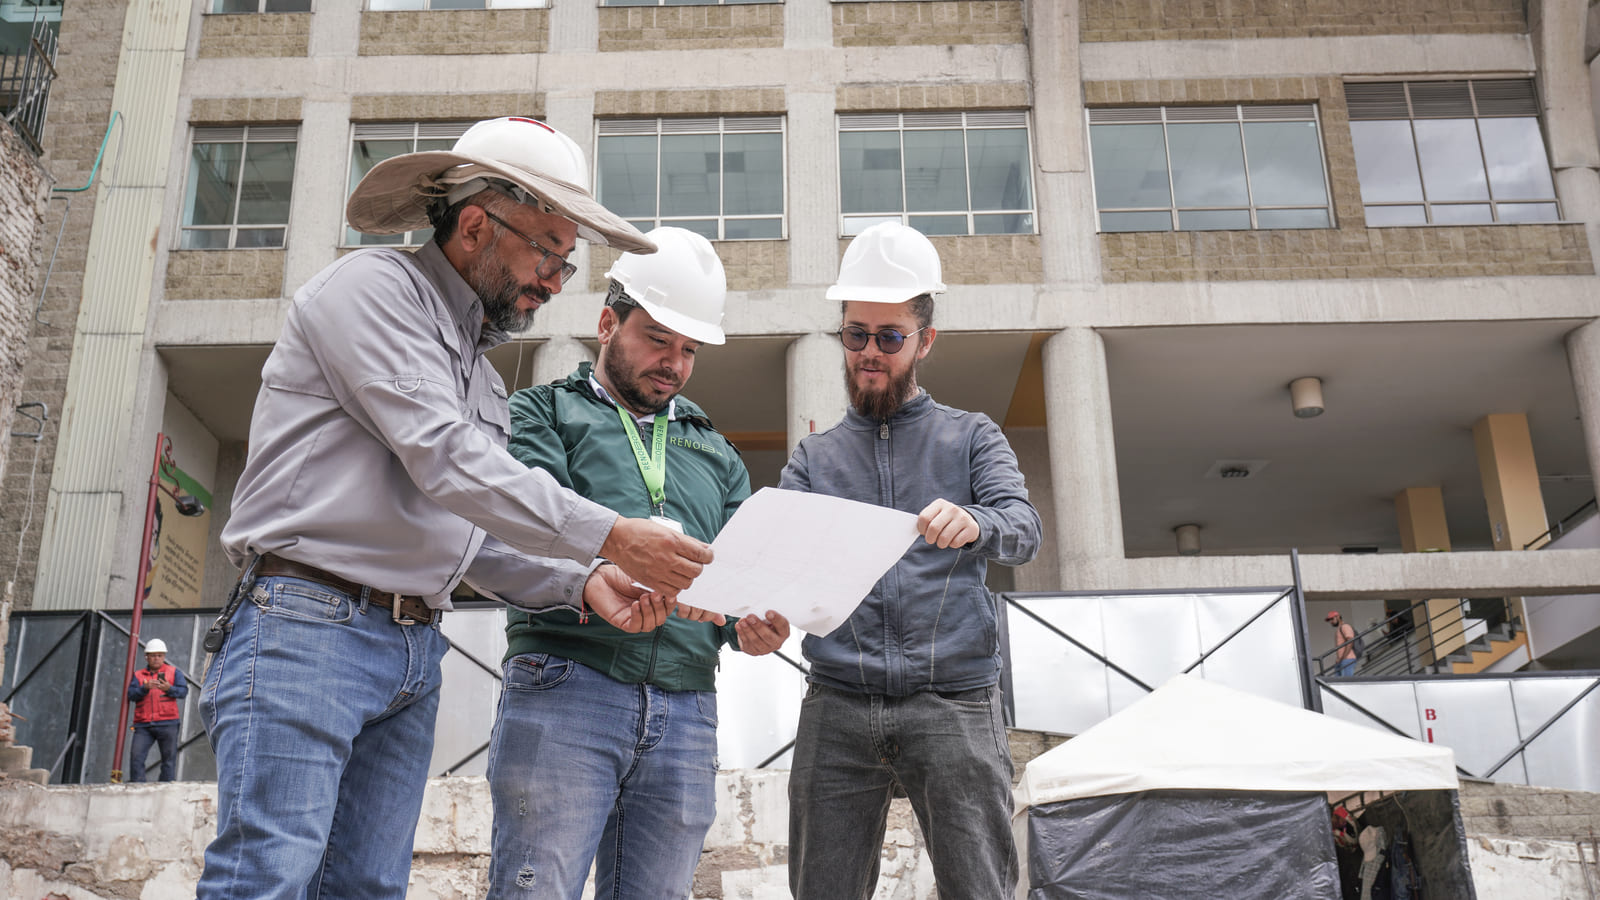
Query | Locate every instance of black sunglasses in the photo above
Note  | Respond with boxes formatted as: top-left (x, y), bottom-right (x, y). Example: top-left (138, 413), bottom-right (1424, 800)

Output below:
top-left (480, 210), bottom-right (578, 285)
top-left (837, 325), bottom-right (927, 355)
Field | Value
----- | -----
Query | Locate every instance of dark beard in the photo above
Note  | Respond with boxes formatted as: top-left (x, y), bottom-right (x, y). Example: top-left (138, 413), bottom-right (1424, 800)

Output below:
top-left (602, 347), bottom-right (676, 415)
top-left (470, 232), bottom-right (546, 333)
top-left (847, 360), bottom-right (919, 422)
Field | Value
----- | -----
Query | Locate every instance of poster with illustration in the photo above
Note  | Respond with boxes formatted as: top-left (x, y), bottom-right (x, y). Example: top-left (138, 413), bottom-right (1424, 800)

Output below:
top-left (143, 465), bottom-right (212, 610)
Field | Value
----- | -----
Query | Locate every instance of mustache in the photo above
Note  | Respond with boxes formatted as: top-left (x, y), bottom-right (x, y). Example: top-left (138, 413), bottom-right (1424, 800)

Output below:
top-left (642, 368), bottom-right (681, 389)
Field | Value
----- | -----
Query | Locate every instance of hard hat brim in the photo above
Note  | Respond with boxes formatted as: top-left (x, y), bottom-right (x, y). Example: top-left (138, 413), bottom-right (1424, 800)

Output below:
top-left (346, 150), bottom-right (657, 253)
top-left (824, 282), bottom-right (947, 303)
top-left (630, 294), bottom-right (727, 345)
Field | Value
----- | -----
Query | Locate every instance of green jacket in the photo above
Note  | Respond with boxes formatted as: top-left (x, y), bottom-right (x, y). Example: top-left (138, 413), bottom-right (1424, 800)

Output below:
top-left (503, 362), bottom-right (751, 691)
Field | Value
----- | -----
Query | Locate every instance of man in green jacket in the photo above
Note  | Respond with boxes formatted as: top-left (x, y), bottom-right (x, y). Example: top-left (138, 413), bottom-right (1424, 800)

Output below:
top-left (487, 227), bottom-right (790, 899)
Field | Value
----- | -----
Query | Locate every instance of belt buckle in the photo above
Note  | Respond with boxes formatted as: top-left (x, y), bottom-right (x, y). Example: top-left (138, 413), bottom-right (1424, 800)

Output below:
top-left (392, 595), bottom-right (419, 626)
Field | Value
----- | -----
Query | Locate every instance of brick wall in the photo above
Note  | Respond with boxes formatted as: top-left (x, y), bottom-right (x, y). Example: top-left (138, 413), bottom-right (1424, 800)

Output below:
top-left (359, 10), bottom-right (549, 56)
top-left (1079, 0), bottom-right (1526, 42)
top-left (190, 96), bottom-right (302, 125)
top-left (1460, 780), bottom-right (1600, 838)
top-left (197, 12), bottom-right (311, 59)
top-left (597, 4), bottom-right (783, 53)
top-left (588, 240), bottom-right (789, 294)
top-left (1089, 76), bottom-right (1595, 283)
top-left (832, 0), bottom-right (1026, 48)
top-left (164, 251), bottom-right (287, 301)
top-left (350, 93), bottom-right (545, 123)
top-left (0, 0), bottom-right (130, 610)
top-left (593, 88), bottom-right (785, 118)
top-left (0, 128), bottom-right (48, 499)
top-left (837, 234), bottom-right (1044, 287)
top-left (836, 81), bottom-right (1028, 112)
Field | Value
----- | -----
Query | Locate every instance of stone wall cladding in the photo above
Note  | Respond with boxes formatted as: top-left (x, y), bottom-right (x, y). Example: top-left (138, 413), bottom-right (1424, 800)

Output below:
top-left (832, 0), bottom-right (1026, 48)
top-left (359, 10), bottom-right (549, 56)
top-left (1461, 780), bottom-right (1600, 838)
top-left (197, 12), bottom-right (311, 59)
top-left (594, 88), bottom-right (786, 118)
top-left (350, 93), bottom-right (544, 123)
top-left (588, 240), bottom-right (789, 294)
top-left (597, 4), bottom-right (783, 53)
top-left (0, 0), bottom-right (130, 609)
top-left (164, 250), bottom-right (287, 301)
top-left (837, 234), bottom-right (1044, 286)
top-left (0, 128), bottom-right (47, 496)
top-left (1079, 0), bottom-right (1526, 42)
top-left (1089, 76), bottom-right (1595, 282)
top-left (189, 97), bottom-right (302, 125)
top-left (836, 81), bottom-right (1028, 112)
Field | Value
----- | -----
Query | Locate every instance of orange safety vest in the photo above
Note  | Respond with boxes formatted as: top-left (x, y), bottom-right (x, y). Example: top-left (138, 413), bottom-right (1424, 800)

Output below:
top-left (133, 664), bottom-right (180, 724)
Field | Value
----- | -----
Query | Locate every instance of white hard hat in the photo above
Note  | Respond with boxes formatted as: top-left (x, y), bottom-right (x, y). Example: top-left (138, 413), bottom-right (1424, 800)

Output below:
top-left (144, 638), bottom-right (168, 654)
top-left (346, 117), bottom-right (655, 253)
top-left (826, 222), bottom-right (947, 304)
top-left (605, 227), bottom-right (727, 345)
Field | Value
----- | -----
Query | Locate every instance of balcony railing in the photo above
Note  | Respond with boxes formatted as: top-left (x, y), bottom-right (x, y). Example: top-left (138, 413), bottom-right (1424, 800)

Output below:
top-left (0, 13), bottom-right (57, 154)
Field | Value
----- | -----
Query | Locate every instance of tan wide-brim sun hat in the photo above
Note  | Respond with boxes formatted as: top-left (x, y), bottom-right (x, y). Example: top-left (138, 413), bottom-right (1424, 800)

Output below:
top-left (345, 117), bottom-right (656, 254)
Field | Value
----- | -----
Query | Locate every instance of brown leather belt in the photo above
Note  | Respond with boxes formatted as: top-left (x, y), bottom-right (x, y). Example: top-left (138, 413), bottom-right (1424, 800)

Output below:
top-left (257, 553), bottom-right (439, 625)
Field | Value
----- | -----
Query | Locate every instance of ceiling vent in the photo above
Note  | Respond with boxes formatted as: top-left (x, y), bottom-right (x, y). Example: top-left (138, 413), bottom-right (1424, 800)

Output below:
top-left (1204, 459), bottom-right (1270, 480)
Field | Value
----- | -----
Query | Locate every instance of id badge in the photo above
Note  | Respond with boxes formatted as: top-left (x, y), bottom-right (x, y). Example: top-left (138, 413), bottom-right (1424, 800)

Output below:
top-left (650, 515), bottom-right (684, 534)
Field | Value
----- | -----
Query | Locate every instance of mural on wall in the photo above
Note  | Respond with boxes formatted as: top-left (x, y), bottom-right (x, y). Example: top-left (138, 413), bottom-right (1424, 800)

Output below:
top-left (143, 465), bottom-right (212, 610)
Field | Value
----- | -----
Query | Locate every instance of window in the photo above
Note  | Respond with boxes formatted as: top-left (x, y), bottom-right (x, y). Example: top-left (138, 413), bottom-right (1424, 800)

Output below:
top-left (344, 122), bottom-right (470, 247)
top-left (366, 0), bottom-right (548, 9)
top-left (181, 126), bottom-right (298, 250)
top-left (601, 0), bottom-right (766, 5)
top-left (210, 0), bottom-right (312, 12)
top-left (1347, 80), bottom-right (1558, 226)
top-left (596, 116), bottom-right (786, 241)
top-left (1088, 104), bottom-right (1332, 233)
top-left (838, 111), bottom-right (1034, 236)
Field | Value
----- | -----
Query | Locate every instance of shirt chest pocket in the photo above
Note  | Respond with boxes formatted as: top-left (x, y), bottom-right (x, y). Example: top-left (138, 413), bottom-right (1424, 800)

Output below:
top-left (473, 383), bottom-right (512, 446)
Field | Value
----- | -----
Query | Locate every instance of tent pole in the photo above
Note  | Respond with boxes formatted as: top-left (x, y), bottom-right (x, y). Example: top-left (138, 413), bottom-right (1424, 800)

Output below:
top-left (1288, 549), bottom-right (1323, 712)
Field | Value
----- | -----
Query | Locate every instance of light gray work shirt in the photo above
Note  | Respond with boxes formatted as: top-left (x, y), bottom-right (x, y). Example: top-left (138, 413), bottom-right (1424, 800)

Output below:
top-left (221, 242), bottom-right (614, 610)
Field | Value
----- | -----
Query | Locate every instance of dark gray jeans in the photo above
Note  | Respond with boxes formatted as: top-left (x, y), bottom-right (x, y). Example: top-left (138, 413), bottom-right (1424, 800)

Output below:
top-left (788, 682), bottom-right (1018, 899)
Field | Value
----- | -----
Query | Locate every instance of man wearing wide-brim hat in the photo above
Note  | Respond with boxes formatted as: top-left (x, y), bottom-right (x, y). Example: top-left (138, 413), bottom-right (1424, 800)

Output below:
top-left (199, 117), bottom-right (719, 900)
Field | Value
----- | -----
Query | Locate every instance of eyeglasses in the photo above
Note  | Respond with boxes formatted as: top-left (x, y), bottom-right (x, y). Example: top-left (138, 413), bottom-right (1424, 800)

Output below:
top-left (837, 325), bottom-right (927, 355)
top-left (480, 210), bottom-right (578, 285)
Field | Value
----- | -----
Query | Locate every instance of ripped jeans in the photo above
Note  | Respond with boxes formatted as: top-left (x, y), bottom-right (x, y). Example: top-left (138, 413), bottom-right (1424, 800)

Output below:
top-left (485, 654), bottom-right (718, 900)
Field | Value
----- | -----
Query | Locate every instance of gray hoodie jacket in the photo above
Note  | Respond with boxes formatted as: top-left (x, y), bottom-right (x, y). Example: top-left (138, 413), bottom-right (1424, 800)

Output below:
top-left (778, 390), bottom-right (1042, 695)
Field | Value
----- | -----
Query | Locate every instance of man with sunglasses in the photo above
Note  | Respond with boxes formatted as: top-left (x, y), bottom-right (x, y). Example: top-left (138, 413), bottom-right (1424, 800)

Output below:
top-left (201, 118), bottom-right (714, 899)
top-left (780, 222), bottom-right (1042, 899)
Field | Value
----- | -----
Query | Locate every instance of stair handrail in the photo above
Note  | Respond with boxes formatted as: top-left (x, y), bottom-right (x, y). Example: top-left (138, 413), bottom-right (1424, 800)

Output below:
top-left (1315, 598), bottom-right (1518, 677)
top-left (1524, 497), bottom-right (1597, 550)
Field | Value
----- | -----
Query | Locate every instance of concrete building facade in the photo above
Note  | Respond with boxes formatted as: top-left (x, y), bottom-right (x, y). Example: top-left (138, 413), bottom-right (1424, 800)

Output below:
top-left (6, 0), bottom-right (1600, 672)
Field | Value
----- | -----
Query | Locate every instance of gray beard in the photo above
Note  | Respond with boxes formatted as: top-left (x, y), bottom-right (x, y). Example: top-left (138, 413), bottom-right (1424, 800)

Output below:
top-left (470, 232), bottom-right (545, 333)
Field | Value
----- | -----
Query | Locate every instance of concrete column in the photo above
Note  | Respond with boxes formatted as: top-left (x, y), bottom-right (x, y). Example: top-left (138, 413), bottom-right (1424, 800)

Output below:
top-left (548, 0), bottom-right (599, 52)
top-left (282, 100), bottom-right (351, 295)
top-left (785, 332), bottom-right (846, 453)
top-left (1474, 413), bottom-right (1550, 551)
top-left (785, 90), bottom-right (841, 290)
top-left (1532, 0), bottom-right (1600, 264)
top-left (1565, 319), bottom-right (1600, 492)
top-left (783, 0), bottom-right (833, 48)
top-left (1042, 327), bottom-right (1123, 566)
top-left (1026, 0), bottom-right (1099, 286)
top-left (530, 336), bottom-right (594, 388)
top-left (1394, 486), bottom-right (1462, 664)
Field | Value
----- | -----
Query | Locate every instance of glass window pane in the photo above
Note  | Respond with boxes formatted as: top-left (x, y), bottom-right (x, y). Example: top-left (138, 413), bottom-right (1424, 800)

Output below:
top-left (1099, 210), bottom-right (1173, 232)
top-left (724, 218), bottom-right (782, 240)
top-left (840, 132), bottom-right (903, 215)
top-left (968, 128), bottom-right (1031, 212)
top-left (1168, 123), bottom-right (1249, 208)
top-left (236, 141), bottom-right (297, 225)
top-left (416, 138), bottom-right (457, 152)
top-left (660, 133), bottom-right (719, 218)
top-left (1429, 203), bottom-right (1492, 224)
top-left (184, 141), bottom-right (242, 227)
top-left (1479, 118), bottom-right (1556, 201)
top-left (1414, 119), bottom-right (1489, 202)
top-left (604, 0), bottom-right (657, 6)
top-left (180, 228), bottom-right (231, 250)
top-left (213, 0), bottom-right (256, 12)
top-left (974, 212), bottom-right (1033, 234)
top-left (235, 227), bottom-right (286, 248)
top-left (264, 0), bottom-right (312, 10)
top-left (902, 130), bottom-right (967, 213)
top-left (843, 214), bottom-right (898, 236)
top-left (597, 134), bottom-right (659, 219)
top-left (1243, 121), bottom-right (1327, 207)
top-left (1255, 208), bottom-right (1329, 229)
top-left (1089, 124), bottom-right (1170, 209)
top-left (1177, 208), bottom-right (1251, 231)
top-left (349, 138), bottom-right (412, 194)
top-left (352, 230), bottom-right (405, 246)
top-left (432, 0), bottom-right (487, 8)
top-left (1350, 121), bottom-right (1423, 204)
top-left (410, 225), bottom-right (437, 245)
top-left (723, 132), bottom-right (782, 216)
top-left (907, 214), bottom-right (966, 235)
top-left (1364, 205), bottom-right (1427, 226)
top-left (669, 219), bottom-right (718, 240)
top-left (1496, 202), bottom-right (1559, 223)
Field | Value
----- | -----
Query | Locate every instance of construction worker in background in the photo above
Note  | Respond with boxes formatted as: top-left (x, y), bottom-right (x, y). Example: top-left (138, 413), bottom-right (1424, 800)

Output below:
top-left (781, 222), bottom-right (1042, 899)
top-left (487, 227), bottom-right (790, 899)
top-left (125, 638), bottom-right (186, 782)
top-left (199, 118), bottom-right (714, 899)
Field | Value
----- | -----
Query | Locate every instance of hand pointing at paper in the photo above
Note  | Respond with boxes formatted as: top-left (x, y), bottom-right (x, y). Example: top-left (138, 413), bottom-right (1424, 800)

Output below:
top-left (916, 498), bottom-right (980, 549)
top-left (600, 515), bottom-right (714, 594)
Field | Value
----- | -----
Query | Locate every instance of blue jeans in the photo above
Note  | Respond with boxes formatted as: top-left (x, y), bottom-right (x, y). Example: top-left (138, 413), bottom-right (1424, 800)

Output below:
top-left (195, 576), bottom-right (448, 900)
top-left (129, 719), bottom-right (180, 782)
top-left (1337, 657), bottom-right (1357, 677)
top-left (788, 683), bottom-right (1017, 900)
top-left (486, 654), bottom-right (718, 900)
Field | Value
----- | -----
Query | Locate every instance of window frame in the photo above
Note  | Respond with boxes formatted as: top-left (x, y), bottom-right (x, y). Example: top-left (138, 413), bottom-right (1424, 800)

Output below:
top-left (207, 0), bottom-right (313, 13)
top-left (342, 121), bottom-right (473, 249)
top-left (179, 124), bottom-right (299, 251)
top-left (835, 109), bottom-right (1038, 238)
top-left (1346, 79), bottom-right (1561, 227)
top-left (1086, 103), bottom-right (1335, 234)
top-left (362, 0), bottom-right (549, 9)
top-left (599, 0), bottom-right (772, 6)
top-left (595, 115), bottom-right (789, 242)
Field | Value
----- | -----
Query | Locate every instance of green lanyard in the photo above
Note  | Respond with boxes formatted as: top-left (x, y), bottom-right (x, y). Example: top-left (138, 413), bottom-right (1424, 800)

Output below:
top-left (617, 405), bottom-right (669, 516)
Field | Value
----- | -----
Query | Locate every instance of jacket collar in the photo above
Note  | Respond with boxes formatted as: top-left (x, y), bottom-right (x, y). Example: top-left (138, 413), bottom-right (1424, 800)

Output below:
top-left (842, 388), bottom-right (934, 429)
top-left (412, 241), bottom-right (508, 351)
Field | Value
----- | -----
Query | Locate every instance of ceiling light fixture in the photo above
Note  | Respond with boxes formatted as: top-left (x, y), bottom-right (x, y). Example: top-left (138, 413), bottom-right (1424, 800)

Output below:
top-left (1174, 523), bottom-right (1202, 556)
top-left (1288, 376), bottom-right (1325, 419)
